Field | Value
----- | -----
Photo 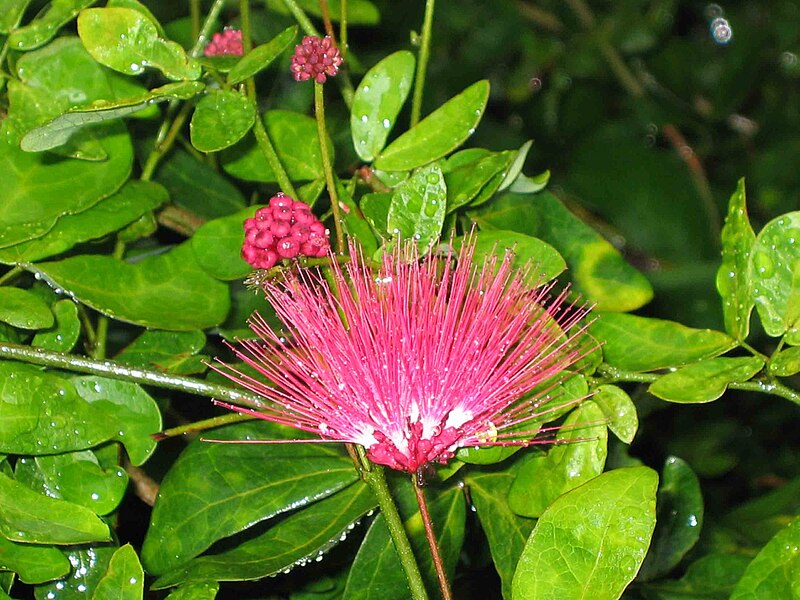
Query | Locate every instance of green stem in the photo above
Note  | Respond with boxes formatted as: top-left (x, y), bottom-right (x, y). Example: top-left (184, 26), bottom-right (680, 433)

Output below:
top-left (0, 342), bottom-right (269, 408)
top-left (0, 267), bottom-right (23, 286)
top-left (339, 0), bottom-right (348, 62)
top-left (155, 413), bottom-right (254, 440)
top-left (141, 96), bottom-right (193, 182)
top-left (410, 0), bottom-right (435, 127)
top-left (191, 0), bottom-right (228, 58)
top-left (357, 447), bottom-right (429, 600)
top-left (92, 239), bottom-right (126, 360)
top-left (314, 82), bottom-right (345, 253)
top-left (190, 0), bottom-right (202, 41)
top-left (414, 478), bottom-right (452, 600)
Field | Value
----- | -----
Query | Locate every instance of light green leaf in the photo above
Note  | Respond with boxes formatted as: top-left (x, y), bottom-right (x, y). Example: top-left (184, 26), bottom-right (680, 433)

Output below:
top-left (498, 140), bottom-right (534, 192)
top-left (78, 7), bottom-right (201, 80)
top-left (8, 0), bottom-right (96, 50)
top-left (92, 544), bottom-right (144, 599)
top-left (512, 466), bottom-right (658, 600)
top-left (0, 472), bottom-right (110, 545)
top-left (589, 313), bottom-right (736, 372)
top-left (0, 534), bottom-right (71, 584)
top-left (749, 211), bottom-right (800, 337)
top-left (386, 163), bottom-right (446, 246)
top-left (592, 384), bottom-right (638, 444)
top-left (374, 80), bottom-right (489, 171)
top-left (115, 329), bottom-right (207, 376)
top-left (35, 544), bottom-right (117, 600)
top-left (0, 288), bottom-right (53, 330)
top-left (164, 582), bottom-right (219, 599)
top-left (716, 178), bottom-right (756, 341)
top-left (730, 517), bottom-right (800, 599)
top-left (190, 90), bottom-right (256, 153)
top-left (360, 192), bottom-right (392, 236)
top-left (351, 51), bottom-right (415, 161)
top-left (444, 151), bottom-right (515, 213)
top-left (769, 346), bottom-right (800, 377)
top-left (228, 25), bottom-right (297, 85)
top-left (468, 230), bottom-right (566, 284)
top-left (0, 0), bottom-right (32, 34)
top-left (649, 357), bottom-right (764, 403)
top-left (31, 300), bottom-right (80, 352)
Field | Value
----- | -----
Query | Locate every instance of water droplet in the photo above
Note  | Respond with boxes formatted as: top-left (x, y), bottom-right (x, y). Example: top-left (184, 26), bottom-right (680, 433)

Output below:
top-left (710, 17), bottom-right (732, 44)
top-left (382, 118), bottom-right (391, 128)
top-left (360, 114), bottom-right (368, 123)
top-left (687, 514), bottom-right (698, 527)
top-left (753, 252), bottom-right (775, 278)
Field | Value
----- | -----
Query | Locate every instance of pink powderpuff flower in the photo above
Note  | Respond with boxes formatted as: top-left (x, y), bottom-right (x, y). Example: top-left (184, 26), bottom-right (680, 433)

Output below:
top-left (290, 36), bottom-right (343, 83)
top-left (204, 29), bottom-right (244, 57)
top-left (213, 238), bottom-right (594, 473)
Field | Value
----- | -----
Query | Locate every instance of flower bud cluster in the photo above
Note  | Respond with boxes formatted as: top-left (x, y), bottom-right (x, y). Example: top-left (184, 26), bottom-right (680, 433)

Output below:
top-left (290, 36), bottom-right (343, 83)
top-left (204, 29), bottom-right (243, 57)
top-left (242, 194), bottom-right (330, 269)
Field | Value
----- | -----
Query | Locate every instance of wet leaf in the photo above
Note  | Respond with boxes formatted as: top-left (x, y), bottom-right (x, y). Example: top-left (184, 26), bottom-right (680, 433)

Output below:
top-left (92, 544), bottom-right (144, 599)
top-left (512, 466), bottom-right (658, 600)
top-left (0, 535), bottom-right (71, 584)
top-left (228, 25), bottom-right (297, 85)
top-left (336, 177), bottom-right (379, 255)
top-left (507, 401), bottom-right (608, 518)
top-left (164, 582), bottom-right (219, 599)
top-left (715, 178), bottom-right (756, 341)
top-left (114, 329), bottom-right (207, 376)
top-left (639, 457), bottom-right (703, 580)
top-left (0, 472), bottom-right (110, 545)
top-left (0, 0), bottom-right (32, 34)
top-left (467, 229), bottom-right (565, 284)
top-left (141, 421), bottom-right (358, 575)
top-left (642, 553), bottom-right (750, 599)
top-left (360, 192), bottom-right (392, 236)
top-left (749, 211), bottom-right (800, 337)
top-left (374, 80), bottom-right (489, 172)
top-left (8, 0), bottom-right (96, 50)
top-left (351, 51), bottom-right (415, 161)
top-left (191, 207), bottom-right (254, 281)
top-left (153, 482), bottom-right (376, 587)
top-left (769, 346), bottom-right (800, 377)
top-left (592, 384), bottom-right (638, 444)
top-left (386, 163), bottom-right (446, 246)
top-left (648, 357), bottom-right (764, 403)
top-left (444, 151), bottom-right (515, 213)
top-left (498, 140), bottom-right (534, 192)
top-left (730, 517), bottom-right (800, 599)
top-left (78, 7), bottom-right (201, 80)
top-left (0, 288), bottom-right (53, 329)
top-left (589, 313), bottom-right (736, 372)
top-left (35, 544), bottom-right (116, 600)
top-left (190, 90), bottom-right (256, 153)
top-left (28, 241), bottom-right (230, 331)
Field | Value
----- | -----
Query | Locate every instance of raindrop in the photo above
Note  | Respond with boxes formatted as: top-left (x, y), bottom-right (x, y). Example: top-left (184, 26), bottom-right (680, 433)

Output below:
top-left (382, 118), bottom-right (391, 128)
top-left (529, 77), bottom-right (542, 91)
top-left (710, 17), bottom-right (732, 44)
top-left (360, 114), bottom-right (368, 123)
top-left (687, 514), bottom-right (698, 527)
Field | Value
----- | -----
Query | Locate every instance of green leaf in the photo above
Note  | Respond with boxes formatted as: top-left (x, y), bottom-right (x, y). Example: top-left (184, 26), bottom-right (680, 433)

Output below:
top-left (0, 180), bottom-right (168, 265)
top-left (466, 462), bottom-right (536, 599)
top-left (471, 192), bottom-right (653, 312)
top-left (507, 401), bottom-right (608, 518)
top-left (374, 80), bottom-right (490, 171)
top-left (468, 230), bottom-right (566, 284)
top-left (444, 150), bottom-right (515, 213)
top-left (8, 0), bottom-right (96, 50)
top-left (141, 421), bottom-right (358, 575)
top-left (639, 457), bottom-right (703, 581)
top-left (343, 484), bottom-right (465, 600)
top-left (190, 90), bottom-right (256, 153)
top-left (266, 0), bottom-right (379, 24)
top-left (190, 206), bottom-right (254, 280)
top-left (592, 384), bottom-right (638, 444)
top-left (351, 51), bottom-right (415, 161)
top-left (386, 163), bottom-right (447, 246)
top-left (114, 329), bottom-right (207, 376)
top-left (642, 553), bottom-right (750, 599)
top-left (30, 300), bottom-right (80, 351)
top-left (222, 110), bottom-right (329, 183)
top-left (730, 517), bottom-right (800, 599)
top-left (0, 535), bottom-right (71, 584)
top-left (0, 472), bottom-right (110, 545)
top-left (0, 288), bottom-right (53, 329)
top-left (769, 346), bottom-right (800, 377)
top-left (512, 466), bottom-right (658, 600)
top-left (35, 544), bottom-right (117, 600)
top-left (92, 544), bottom-right (144, 599)
top-left (228, 25), bottom-right (297, 85)
top-left (78, 7), bottom-right (201, 80)
top-left (164, 582), bottom-right (220, 600)
top-left (153, 482), bottom-right (377, 587)
top-left (360, 192), bottom-right (392, 236)
top-left (28, 241), bottom-right (230, 331)
top-left (0, 0), bottom-right (32, 34)
top-left (716, 178), bottom-right (756, 341)
top-left (498, 140), bottom-right (534, 192)
top-left (336, 177), bottom-right (379, 255)
top-left (648, 357), bottom-right (764, 403)
top-left (589, 313), bottom-right (736, 372)
top-left (749, 211), bottom-right (800, 337)
top-left (21, 81), bottom-right (204, 153)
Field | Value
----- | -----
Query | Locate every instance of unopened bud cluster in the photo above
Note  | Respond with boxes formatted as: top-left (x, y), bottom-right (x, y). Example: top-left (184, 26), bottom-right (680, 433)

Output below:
top-left (204, 29), bottom-right (244, 57)
top-left (242, 194), bottom-right (330, 270)
top-left (290, 36), bottom-right (342, 83)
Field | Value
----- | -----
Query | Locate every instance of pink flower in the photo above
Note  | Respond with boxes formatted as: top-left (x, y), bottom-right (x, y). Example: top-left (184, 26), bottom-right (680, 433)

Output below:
top-left (290, 36), bottom-right (343, 83)
top-left (204, 29), bottom-right (243, 57)
top-left (214, 238), bottom-right (593, 473)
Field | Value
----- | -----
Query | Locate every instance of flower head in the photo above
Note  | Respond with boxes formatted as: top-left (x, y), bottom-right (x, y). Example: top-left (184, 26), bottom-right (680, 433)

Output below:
top-left (204, 29), bottom-right (243, 57)
top-left (215, 238), bottom-right (593, 473)
top-left (242, 193), bottom-right (330, 270)
top-left (290, 36), bottom-right (342, 83)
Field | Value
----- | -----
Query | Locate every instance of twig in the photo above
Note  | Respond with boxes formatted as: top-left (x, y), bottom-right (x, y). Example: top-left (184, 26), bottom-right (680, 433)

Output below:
top-left (410, 0), bottom-right (436, 127)
top-left (414, 478), bottom-right (452, 600)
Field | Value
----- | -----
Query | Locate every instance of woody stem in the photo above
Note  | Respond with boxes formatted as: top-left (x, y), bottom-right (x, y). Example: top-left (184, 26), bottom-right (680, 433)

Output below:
top-left (414, 477), bottom-right (452, 600)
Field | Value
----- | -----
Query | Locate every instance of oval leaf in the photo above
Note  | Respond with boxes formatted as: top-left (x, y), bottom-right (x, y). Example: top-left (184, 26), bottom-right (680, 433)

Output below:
top-left (190, 90), bottom-right (256, 153)
top-left (512, 466), bottom-right (658, 600)
top-left (34, 544), bottom-right (116, 600)
top-left (374, 80), bottom-right (489, 171)
top-left (0, 535), bottom-right (70, 584)
top-left (8, 0), bottom-right (96, 50)
top-left (32, 299), bottom-right (81, 353)
top-left (648, 356), bottom-right (764, 403)
top-left (351, 51), bottom-right (415, 161)
top-left (592, 384), bottom-right (638, 444)
top-left (0, 288), bottom-right (53, 329)
top-left (730, 516), bottom-right (800, 599)
top-left (227, 25), bottom-right (297, 85)
top-left (386, 163), bottom-right (446, 246)
top-left (191, 207), bottom-right (256, 280)
top-left (92, 544), bottom-right (144, 599)
top-left (469, 230), bottom-right (566, 284)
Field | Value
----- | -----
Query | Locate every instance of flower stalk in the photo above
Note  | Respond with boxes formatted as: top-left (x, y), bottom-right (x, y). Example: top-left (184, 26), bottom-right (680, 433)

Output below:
top-left (410, 0), bottom-right (436, 127)
top-left (414, 478), bottom-right (452, 600)
top-left (314, 81), bottom-right (345, 253)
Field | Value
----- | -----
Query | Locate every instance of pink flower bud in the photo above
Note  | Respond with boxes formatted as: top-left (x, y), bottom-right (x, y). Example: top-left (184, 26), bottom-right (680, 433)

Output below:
top-left (290, 36), bottom-right (343, 83)
top-left (204, 29), bottom-right (244, 57)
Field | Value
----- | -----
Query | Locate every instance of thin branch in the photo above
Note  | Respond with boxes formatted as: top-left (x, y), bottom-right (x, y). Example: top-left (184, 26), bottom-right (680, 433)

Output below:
top-left (414, 478), bottom-right (452, 600)
top-left (410, 0), bottom-right (436, 127)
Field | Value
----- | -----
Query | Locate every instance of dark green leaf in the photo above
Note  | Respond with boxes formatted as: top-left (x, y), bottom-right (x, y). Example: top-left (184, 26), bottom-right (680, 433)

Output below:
top-left (639, 457), bottom-right (703, 580)
top-left (590, 313), bottom-right (736, 372)
top-left (386, 163), bottom-right (446, 246)
top-left (351, 51), bottom-right (415, 162)
top-left (592, 384), bottom-right (638, 444)
top-left (512, 466), bottom-right (658, 599)
top-left (0, 535), bottom-right (70, 584)
top-left (190, 90), bottom-right (256, 153)
top-left (0, 472), bottom-right (110, 545)
top-left (507, 401), bottom-right (608, 518)
top-left (114, 329), bottom-right (207, 376)
top-left (164, 582), bottom-right (220, 600)
top-left (0, 288), bottom-right (53, 329)
top-left (78, 7), bottom-right (201, 80)
top-left (360, 192), bottom-right (392, 236)
top-left (444, 151), bottom-right (515, 213)
top-left (153, 482), bottom-right (377, 587)
top-left (715, 178), bottom-right (756, 341)
top-left (374, 80), bottom-right (490, 171)
top-left (648, 357), bottom-right (764, 403)
top-left (769, 346), bottom-right (800, 376)
top-left (7, 0), bottom-right (96, 50)
top-left (336, 177), bottom-right (379, 255)
top-left (730, 517), bottom-right (800, 599)
top-left (642, 553), bottom-right (750, 599)
top-left (35, 544), bottom-right (117, 600)
top-left (29, 241), bottom-right (230, 331)
top-left (228, 26), bottom-right (298, 85)
top-left (92, 544), bottom-right (144, 599)
top-left (141, 421), bottom-right (358, 575)
top-left (749, 211), bottom-right (800, 337)
top-left (468, 229), bottom-right (566, 284)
